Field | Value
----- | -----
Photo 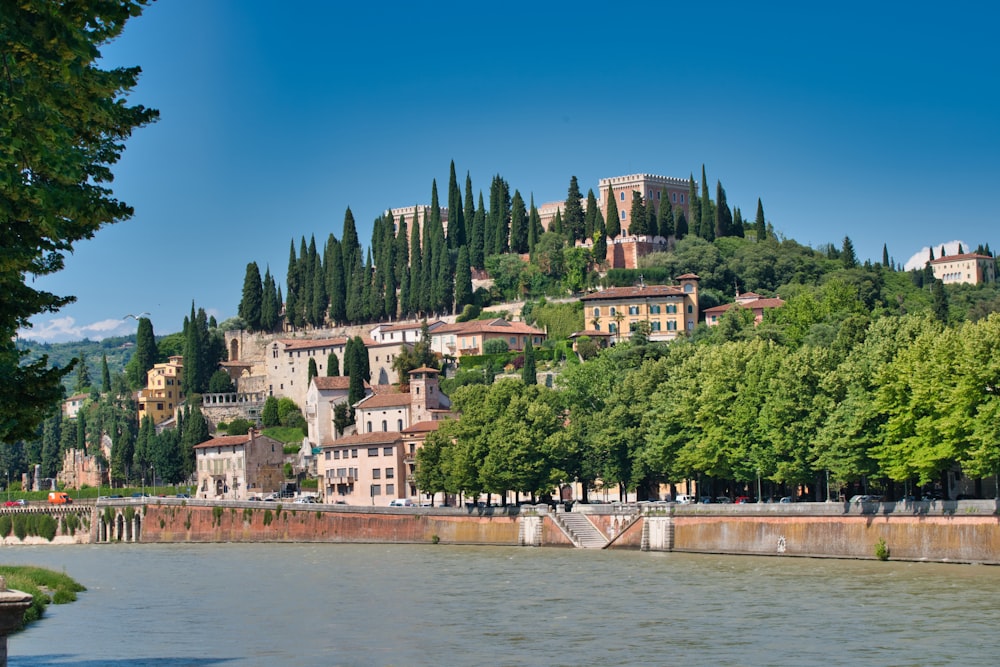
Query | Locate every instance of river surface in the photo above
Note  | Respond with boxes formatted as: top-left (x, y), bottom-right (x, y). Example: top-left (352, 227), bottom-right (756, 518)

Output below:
top-left (4, 543), bottom-right (1000, 666)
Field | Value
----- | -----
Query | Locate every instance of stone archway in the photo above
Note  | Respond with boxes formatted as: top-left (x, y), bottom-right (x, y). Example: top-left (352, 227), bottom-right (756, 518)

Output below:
top-left (230, 338), bottom-right (239, 362)
top-left (115, 513), bottom-right (125, 542)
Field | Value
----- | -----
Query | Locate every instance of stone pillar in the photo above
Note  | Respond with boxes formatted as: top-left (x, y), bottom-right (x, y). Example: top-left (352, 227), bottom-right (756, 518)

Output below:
top-left (0, 576), bottom-right (34, 667)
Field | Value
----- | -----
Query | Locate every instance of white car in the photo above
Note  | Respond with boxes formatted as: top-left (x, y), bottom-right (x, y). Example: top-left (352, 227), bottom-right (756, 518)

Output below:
top-left (388, 498), bottom-right (414, 507)
top-left (293, 496), bottom-right (318, 504)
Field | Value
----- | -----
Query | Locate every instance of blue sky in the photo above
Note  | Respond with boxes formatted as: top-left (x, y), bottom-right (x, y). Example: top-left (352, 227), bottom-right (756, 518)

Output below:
top-left (19, 0), bottom-right (1000, 343)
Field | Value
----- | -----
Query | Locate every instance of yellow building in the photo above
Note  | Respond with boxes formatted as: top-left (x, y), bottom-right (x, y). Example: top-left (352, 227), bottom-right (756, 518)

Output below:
top-left (929, 252), bottom-right (996, 285)
top-left (137, 355), bottom-right (184, 425)
top-left (579, 274), bottom-right (700, 342)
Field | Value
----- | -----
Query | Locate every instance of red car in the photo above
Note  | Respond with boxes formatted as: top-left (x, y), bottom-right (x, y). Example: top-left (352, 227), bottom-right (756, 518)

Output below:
top-left (733, 496), bottom-right (751, 504)
top-left (4, 499), bottom-right (26, 507)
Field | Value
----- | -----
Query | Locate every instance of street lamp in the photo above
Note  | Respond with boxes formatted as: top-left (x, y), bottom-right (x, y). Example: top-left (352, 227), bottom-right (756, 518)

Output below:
top-left (150, 465), bottom-right (155, 496)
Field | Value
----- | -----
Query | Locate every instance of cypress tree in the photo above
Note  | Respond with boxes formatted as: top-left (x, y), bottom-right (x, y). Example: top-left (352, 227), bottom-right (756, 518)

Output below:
top-left (307, 358), bottom-right (318, 385)
top-left (715, 181), bottom-right (733, 238)
top-left (528, 194), bottom-right (543, 257)
top-left (687, 175), bottom-right (700, 238)
top-left (261, 267), bottom-right (279, 332)
top-left (629, 191), bottom-right (647, 235)
top-left (76, 411), bottom-right (87, 451)
top-left (882, 244), bottom-right (890, 267)
top-left (362, 249), bottom-right (376, 322)
top-left (394, 216), bottom-right (410, 309)
top-left (464, 172), bottom-right (475, 250)
top-left (564, 176), bottom-right (585, 242)
top-left (74, 356), bottom-right (91, 392)
top-left (420, 207), bottom-right (435, 314)
top-left (658, 189), bottom-right (674, 239)
top-left (129, 316), bottom-right (157, 389)
top-left (284, 241), bottom-right (299, 330)
top-left (584, 189), bottom-right (598, 240)
top-left (699, 165), bottom-right (714, 241)
top-left (239, 261), bottom-right (263, 330)
top-left (932, 279), bottom-right (949, 322)
top-left (101, 354), bottom-right (111, 394)
top-left (325, 234), bottom-right (345, 325)
top-left (551, 209), bottom-right (563, 236)
top-left (510, 190), bottom-right (528, 253)
top-left (522, 340), bottom-right (536, 385)
top-left (593, 207), bottom-right (607, 266)
top-left (455, 246), bottom-right (473, 310)
top-left (434, 237), bottom-right (453, 315)
top-left (408, 216), bottom-right (423, 316)
top-left (755, 198), bottom-right (766, 241)
top-left (488, 175), bottom-right (510, 255)
top-left (675, 210), bottom-right (688, 240)
top-left (310, 238), bottom-right (328, 327)
top-left (327, 353), bottom-right (339, 376)
top-left (301, 236), bottom-right (317, 327)
top-left (471, 192), bottom-right (486, 269)
top-left (447, 160), bottom-right (465, 249)
top-left (646, 197), bottom-right (658, 237)
top-left (606, 186), bottom-right (621, 238)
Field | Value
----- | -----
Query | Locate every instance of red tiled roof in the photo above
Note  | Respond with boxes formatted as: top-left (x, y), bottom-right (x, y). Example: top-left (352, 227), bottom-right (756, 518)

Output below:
top-left (402, 420), bottom-right (443, 434)
top-left (435, 319), bottom-right (544, 335)
top-left (928, 252), bottom-right (993, 264)
top-left (580, 285), bottom-right (686, 301)
top-left (375, 320), bottom-right (445, 332)
top-left (409, 366), bottom-right (439, 375)
top-left (321, 431), bottom-right (403, 448)
top-left (358, 393), bottom-right (412, 409)
top-left (675, 273), bottom-right (701, 280)
top-left (277, 337), bottom-right (348, 351)
top-left (313, 376), bottom-right (351, 390)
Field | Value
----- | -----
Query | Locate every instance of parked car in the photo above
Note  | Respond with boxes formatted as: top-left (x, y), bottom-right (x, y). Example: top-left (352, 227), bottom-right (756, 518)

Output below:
top-left (733, 496), bottom-right (751, 504)
top-left (779, 496), bottom-right (794, 503)
top-left (175, 494), bottom-right (191, 499)
top-left (674, 494), bottom-right (696, 504)
top-left (715, 497), bottom-right (733, 504)
top-left (293, 496), bottom-right (318, 504)
top-left (388, 498), bottom-right (414, 507)
top-left (4, 499), bottom-right (25, 507)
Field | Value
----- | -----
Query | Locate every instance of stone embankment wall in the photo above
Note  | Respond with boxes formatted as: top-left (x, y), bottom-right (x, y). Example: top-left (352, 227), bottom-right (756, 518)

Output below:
top-left (139, 501), bottom-right (524, 546)
top-left (632, 500), bottom-right (1000, 563)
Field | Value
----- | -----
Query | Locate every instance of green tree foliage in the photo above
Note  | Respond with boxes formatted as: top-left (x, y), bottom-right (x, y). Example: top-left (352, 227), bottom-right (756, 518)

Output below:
top-left (454, 247), bottom-right (473, 310)
top-left (101, 354), bottom-right (111, 394)
top-left (239, 262), bottom-right (263, 330)
top-left (207, 370), bottom-right (234, 394)
top-left (125, 316), bottom-right (157, 390)
top-left (563, 176), bottom-right (585, 243)
top-left (754, 199), bottom-right (766, 241)
top-left (447, 160), bottom-right (465, 249)
top-left (606, 188), bottom-right (621, 239)
top-left (521, 340), bottom-right (536, 385)
top-left (0, 0), bottom-right (158, 444)
top-left (261, 396), bottom-right (280, 427)
top-left (326, 352), bottom-right (339, 377)
top-left (307, 358), bottom-right (318, 385)
top-left (509, 190), bottom-right (528, 254)
top-left (629, 191), bottom-right (647, 235)
top-left (73, 357), bottom-right (92, 393)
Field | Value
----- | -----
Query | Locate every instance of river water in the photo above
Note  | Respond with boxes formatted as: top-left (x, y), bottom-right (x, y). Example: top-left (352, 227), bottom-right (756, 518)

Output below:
top-left (4, 543), bottom-right (1000, 666)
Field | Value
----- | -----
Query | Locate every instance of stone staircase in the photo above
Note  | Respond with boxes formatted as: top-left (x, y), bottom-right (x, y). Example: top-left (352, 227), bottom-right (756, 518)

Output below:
top-left (554, 511), bottom-right (609, 549)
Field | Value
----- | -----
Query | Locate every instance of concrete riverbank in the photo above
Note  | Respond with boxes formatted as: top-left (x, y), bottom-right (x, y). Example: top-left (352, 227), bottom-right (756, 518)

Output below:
top-left (5, 498), bottom-right (999, 564)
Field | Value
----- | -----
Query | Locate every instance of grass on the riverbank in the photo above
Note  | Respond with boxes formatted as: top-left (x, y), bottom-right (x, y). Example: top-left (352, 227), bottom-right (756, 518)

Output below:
top-left (0, 566), bottom-right (86, 631)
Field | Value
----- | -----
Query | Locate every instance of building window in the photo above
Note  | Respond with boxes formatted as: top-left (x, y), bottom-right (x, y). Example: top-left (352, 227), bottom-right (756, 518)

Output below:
top-left (620, 191), bottom-right (625, 201)
top-left (650, 321), bottom-right (661, 331)
top-left (397, 419), bottom-right (403, 431)
top-left (610, 307), bottom-right (617, 316)
top-left (609, 323), bottom-right (617, 333)
top-left (372, 469), bottom-right (381, 480)
top-left (351, 449), bottom-right (358, 458)
top-left (366, 421), bottom-right (372, 433)
top-left (667, 321), bottom-right (677, 331)
top-left (593, 307), bottom-right (600, 318)
top-left (381, 420), bottom-right (387, 432)
top-left (334, 450), bottom-right (340, 460)
top-left (621, 211), bottom-right (626, 220)
top-left (384, 446), bottom-right (393, 456)
top-left (325, 451), bottom-right (331, 461)
top-left (368, 447), bottom-right (378, 457)
top-left (649, 304), bottom-right (661, 314)
top-left (386, 484), bottom-right (394, 495)
top-left (371, 484), bottom-right (381, 496)
top-left (509, 337), bottom-right (516, 346)
top-left (666, 304), bottom-right (677, 314)
top-left (672, 192), bottom-right (677, 203)
top-left (687, 305), bottom-right (693, 313)
top-left (628, 305), bottom-right (639, 315)
top-left (680, 194), bottom-right (684, 203)
top-left (594, 323), bottom-right (600, 331)
top-left (386, 467), bottom-right (394, 479)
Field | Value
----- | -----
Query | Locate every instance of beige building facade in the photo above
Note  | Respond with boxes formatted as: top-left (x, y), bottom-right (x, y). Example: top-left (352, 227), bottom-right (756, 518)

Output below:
top-left (430, 319), bottom-right (546, 358)
top-left (580, 275), bottom-right (700, 342)
top-left (193, 430), bottom-right (285, 500)
top-left (137, 355), bottom-right (184, 425)
top-left (929, 252), bottom-right (996, 285)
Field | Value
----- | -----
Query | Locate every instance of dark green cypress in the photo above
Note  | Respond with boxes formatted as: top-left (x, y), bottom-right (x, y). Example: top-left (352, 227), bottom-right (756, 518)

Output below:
top-left (629, 191), bottom-right (647, 235)
top-left (284, 241), bottom-right (299, 330)
top-left (101, 354), bottom-right (111, 394)
top-left (584, 189), bottom-right (598, 240)
top-left (261, 267), bottom-right (279, 332)
top-left (755, 199), bottom-right (766, 241)
top-left (239, 261), bottom-right (263, 330)
top-left (528, 194), bottom-right (542, 257)
top-left (522, 340), bottom-right (536, 385)
top-left (455, 246), bottom-right (473, 309)
top-left (447, 161), bottom-right (465, 248)
top-left (564, 176), bottom-right (585, 242)
top-left (510, 190), bottom-right (528, 253)
top-left (687, 175), bottom-right (700, 239)
top-left (606, 186), bottom-right (621, 238)
top-left (471, 192), bottom-right (486, 268)
top-left (658, 189), bottom-right (674, 239)
top-left (408, 215), bottom-right (423, 316)
top-left (325, 234), bottom-right (345, 325)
